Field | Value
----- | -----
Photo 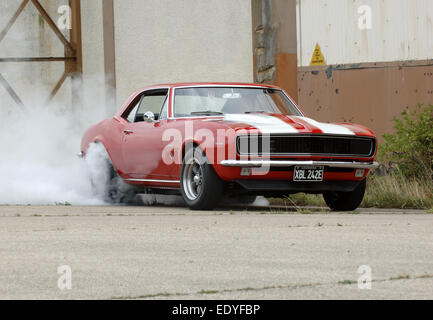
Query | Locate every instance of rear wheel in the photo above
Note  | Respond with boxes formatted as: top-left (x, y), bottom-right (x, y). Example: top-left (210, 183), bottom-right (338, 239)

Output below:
top-left (105, 164), bottom-right (139, 204)
top-left (323, 179), bottom-right (366, 211)
top-left (85, 142), bottom-right (139, 204)
top-left (180, 147), bottom-right (224, 210)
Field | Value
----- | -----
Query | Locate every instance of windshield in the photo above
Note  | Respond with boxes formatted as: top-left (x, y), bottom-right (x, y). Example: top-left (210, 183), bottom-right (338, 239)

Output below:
top-left (174, 87), bottom-right (302, 117)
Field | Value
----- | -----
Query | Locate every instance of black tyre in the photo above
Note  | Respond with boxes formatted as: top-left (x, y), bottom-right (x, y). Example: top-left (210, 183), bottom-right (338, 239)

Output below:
top-left (105, 163), bottom-right (139, 204)
top-left (180, 146), bottom-right (224, 210)
top-left (85, 142), bottom-right (139, 204)
top-left (323, 179), bottom-right (366, 211)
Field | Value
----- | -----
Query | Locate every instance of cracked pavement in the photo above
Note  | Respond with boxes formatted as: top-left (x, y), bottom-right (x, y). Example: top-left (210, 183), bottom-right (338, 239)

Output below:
top-left (0, 205), bottom-right (432, 299)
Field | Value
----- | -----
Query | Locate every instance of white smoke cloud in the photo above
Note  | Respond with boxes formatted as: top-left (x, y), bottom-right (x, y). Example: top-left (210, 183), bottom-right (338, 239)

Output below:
top-left (0, 1), bottom-right (111, 205)
top-left (0, 113), bottom-right (97, 205)
top-left (0, 73), bottom-right (111, 205)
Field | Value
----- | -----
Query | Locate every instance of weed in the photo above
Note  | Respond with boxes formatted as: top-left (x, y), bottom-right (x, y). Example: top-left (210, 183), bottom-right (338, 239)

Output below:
top-left (389, 275), bottom-right (411, 280)
top-left (55, 201), bottom-right (71, 206)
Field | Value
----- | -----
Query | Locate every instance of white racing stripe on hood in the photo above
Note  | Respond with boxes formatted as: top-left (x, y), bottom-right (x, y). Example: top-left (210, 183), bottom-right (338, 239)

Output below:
top-left (224, 113), bottom-right (298, 134)
top-left (296, 117), bottom-right (355, 135)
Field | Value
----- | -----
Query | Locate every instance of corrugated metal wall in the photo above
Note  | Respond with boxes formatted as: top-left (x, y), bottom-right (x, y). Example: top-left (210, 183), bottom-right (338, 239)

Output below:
top-left (297, 0), bottom-right (433, 66)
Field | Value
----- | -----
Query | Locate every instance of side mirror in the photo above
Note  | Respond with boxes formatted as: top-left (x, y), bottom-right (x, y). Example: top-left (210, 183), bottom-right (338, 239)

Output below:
top-left (143, 111), bottom-right (155, 122)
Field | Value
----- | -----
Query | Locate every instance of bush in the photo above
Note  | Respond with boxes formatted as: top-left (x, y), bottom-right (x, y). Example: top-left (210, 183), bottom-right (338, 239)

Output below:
top-left (380, 104), bottom-right (433, 179)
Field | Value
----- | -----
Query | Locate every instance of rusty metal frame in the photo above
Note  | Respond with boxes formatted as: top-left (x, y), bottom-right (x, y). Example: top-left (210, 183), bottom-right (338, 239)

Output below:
top-left (0, 0), bottom-right (82, 108)
top-left (103, 0), bottom-right (117, 112)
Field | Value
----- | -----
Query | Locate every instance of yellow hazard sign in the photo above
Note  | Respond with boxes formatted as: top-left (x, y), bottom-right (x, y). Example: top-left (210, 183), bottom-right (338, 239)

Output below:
top-left (310, 43), bottom-right (326, 66)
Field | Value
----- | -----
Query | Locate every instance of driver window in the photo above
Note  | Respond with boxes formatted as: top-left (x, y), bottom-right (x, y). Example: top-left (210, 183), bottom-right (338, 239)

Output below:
top-left (136, 90), bottom-right (168, 121)
top-left (126, 98), bottom-right (140, 123)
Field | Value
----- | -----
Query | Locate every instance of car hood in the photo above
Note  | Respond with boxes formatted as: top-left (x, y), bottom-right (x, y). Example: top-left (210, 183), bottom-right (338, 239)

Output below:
top-left (207, 113), bottom-right (375, 137)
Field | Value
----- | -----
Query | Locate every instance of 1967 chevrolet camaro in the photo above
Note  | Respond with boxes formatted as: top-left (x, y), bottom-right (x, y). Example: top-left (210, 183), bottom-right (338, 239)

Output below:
top-left (80, 82), bottom-right (378, 210)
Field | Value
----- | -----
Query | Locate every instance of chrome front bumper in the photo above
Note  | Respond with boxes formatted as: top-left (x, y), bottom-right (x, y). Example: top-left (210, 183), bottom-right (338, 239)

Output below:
top-left (220, 160), bottom-right (379, 169)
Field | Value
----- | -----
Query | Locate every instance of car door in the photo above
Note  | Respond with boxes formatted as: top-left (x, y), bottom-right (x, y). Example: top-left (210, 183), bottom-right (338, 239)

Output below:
top-left (121, 89), bottom-right (170, 180)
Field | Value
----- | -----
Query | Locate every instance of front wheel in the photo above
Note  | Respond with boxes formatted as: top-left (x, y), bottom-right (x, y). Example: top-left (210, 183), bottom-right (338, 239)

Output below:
top-left (323, 179), bottom-right (366, 211)
top-left (180, 147), bottom-right (224, 210)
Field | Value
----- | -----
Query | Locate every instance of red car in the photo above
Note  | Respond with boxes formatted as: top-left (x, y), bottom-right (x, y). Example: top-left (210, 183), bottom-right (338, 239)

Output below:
top-left (80, 82), bottom-right (378, 210)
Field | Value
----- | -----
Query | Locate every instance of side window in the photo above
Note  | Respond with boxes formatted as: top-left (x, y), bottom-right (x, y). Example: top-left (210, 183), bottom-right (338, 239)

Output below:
top-left (136, 90), bottom-right (168, 120)
top-left (159, 97), bottom-right (169, 120)
top-left (125, 97), bottom-right (141, 123)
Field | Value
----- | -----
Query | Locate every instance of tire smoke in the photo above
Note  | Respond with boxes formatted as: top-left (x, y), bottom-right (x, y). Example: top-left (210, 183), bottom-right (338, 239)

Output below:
top-left (0, 103), bottom-right (115, 205)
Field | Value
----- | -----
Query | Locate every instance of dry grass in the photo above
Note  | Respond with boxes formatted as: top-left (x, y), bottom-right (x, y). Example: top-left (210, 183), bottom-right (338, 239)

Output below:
top-left (269, 193), bottom-right (325, 208)
top-left (268, 174), bottom-right (433, 210)
top-left (362, 174), bottom-right (433, 209)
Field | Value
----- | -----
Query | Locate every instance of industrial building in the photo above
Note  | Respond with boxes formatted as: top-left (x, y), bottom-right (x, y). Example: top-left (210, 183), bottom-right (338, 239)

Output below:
top-left (1, 0), bottom-right (432, 139)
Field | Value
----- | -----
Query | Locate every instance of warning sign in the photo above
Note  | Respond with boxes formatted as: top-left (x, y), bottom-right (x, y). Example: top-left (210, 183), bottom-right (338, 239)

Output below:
top-left (310, 43), bottom-right (326, 66)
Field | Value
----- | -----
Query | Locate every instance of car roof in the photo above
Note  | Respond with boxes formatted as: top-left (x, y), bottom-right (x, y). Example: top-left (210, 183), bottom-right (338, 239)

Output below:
top-left (137, 82), bottom-right (282, 90)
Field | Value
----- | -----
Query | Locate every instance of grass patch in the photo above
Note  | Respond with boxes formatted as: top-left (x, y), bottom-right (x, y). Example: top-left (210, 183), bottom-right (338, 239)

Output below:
top-left (338, 280), bottom-right (356, 285)
top-left (362, 174), bottom-right (433, 209)
top-left (389, 275), bottom-right (411, 280)
top-left (55, 201), bottom-right (71, 206)
top-left (269, 193), bottom-right (325, 208)
top-left (298, 208), bottom-right (313, 214)
top-left (198, 289), bottom-right (219, 295)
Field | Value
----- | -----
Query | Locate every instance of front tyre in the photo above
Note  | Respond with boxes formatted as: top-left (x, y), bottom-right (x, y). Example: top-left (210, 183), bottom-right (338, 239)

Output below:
top-left (180, 147), bottom-right (224, 210)
top-left (323, 179), bottom-right (366, 211)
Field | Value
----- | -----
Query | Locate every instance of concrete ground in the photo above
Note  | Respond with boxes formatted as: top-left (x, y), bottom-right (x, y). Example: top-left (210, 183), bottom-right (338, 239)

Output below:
top-left (0, 204), bottom-right (432, 300)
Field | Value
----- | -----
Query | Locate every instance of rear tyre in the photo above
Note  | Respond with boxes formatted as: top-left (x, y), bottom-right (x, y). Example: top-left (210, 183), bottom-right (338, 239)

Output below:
top-left (105, 164), bottom-right (139, 204)
top-left (180, 146), bottom-right (224, 210)
top-left (85, 142), bottom-right (139, 204)
top-left (323, 179), bottom-right (366, 211)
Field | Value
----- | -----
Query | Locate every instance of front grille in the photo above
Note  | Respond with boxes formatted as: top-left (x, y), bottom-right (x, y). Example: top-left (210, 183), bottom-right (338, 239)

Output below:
top-left (237, 135), bottom-right (376, 158)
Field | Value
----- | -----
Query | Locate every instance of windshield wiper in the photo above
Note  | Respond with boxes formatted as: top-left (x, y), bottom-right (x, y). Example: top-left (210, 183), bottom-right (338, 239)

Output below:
top-left (190, 111), bottom-right (224, 116)
top-left (245, 111), bottom-right (266, 114)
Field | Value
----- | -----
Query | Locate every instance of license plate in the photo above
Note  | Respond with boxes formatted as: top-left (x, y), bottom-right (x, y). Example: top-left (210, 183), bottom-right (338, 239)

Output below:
top-left (293, 166), bottom-right (324, 182)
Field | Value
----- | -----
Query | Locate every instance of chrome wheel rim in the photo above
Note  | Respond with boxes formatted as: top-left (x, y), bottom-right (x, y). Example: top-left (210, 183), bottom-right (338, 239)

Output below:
top-left (183, 158), bottom-right (203, 201)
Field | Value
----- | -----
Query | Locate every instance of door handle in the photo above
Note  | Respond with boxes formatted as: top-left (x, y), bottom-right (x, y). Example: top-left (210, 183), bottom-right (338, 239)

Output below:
top-left (123, 129), bottom-right (133, 135)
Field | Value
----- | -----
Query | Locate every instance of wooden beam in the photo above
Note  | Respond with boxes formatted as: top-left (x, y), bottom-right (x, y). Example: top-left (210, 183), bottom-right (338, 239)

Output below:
top-left (30, 0), bottom-right (75, 54)
top-left (0, 57), bottom-right (76, 63)
top-left (103, 0), bottom-right (117, 112)
top-left (69, 0), bottom-right (82, 73)
top-left (46, 71), bottom-right (68, 104)
top-left (69, 0), bottom-right (83, 112)
top-left (0, 0), bottom-right (29, 44)
top-left (0, 73), bottom-right (25, 109)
